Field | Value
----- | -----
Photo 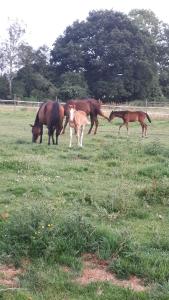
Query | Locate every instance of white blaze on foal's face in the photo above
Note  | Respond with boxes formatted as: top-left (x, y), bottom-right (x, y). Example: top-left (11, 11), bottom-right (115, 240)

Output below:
top-left (69, 108), bottom-right (75, 121)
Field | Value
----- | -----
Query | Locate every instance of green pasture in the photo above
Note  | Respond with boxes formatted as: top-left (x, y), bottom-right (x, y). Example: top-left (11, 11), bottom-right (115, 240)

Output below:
top-left (0, 109), bottom-right (169, 299)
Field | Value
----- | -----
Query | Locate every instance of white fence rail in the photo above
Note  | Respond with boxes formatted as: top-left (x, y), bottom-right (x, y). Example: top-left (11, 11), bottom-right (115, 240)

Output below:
top-left (1, 99), bottom-right (169, 117)
top-left (0, 99), bottom-right (41, 106)
top-left (0, 99), bottom-right (169, 107)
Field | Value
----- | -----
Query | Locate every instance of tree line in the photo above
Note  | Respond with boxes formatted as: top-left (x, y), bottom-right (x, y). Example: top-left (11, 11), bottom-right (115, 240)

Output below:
top-left (1, 9), bottom-right (169, 103)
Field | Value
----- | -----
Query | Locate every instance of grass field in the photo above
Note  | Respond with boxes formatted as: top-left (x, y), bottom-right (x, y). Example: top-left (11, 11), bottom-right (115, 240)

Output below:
top-left (0, 109), bottom-right (169, 299)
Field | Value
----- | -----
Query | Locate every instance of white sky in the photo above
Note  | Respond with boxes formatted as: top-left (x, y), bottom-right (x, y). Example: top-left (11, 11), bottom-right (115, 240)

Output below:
top-left (0, 0), bottom-right (169, 49)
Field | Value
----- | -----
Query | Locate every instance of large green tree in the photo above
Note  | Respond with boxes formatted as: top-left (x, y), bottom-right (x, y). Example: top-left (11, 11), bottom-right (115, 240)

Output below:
top-left (51, 10), bottom-right (159, 101)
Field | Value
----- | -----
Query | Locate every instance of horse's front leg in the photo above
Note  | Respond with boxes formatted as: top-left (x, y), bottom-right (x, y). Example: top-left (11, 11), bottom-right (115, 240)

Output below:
top-left (144, 124), bottom-right (148, 137)
top-left (125, 123), bottom-right (129, 136)
top-left (69, 127), bottom-right (73, 147)
top-left (80, 125), bottom-right (85, 147)
top-left (118, 122), bottom-right (125, 135)
top-left (39, 125), bottom-right (43, 144)
top-left (77, 128), bottom-right (81, 146)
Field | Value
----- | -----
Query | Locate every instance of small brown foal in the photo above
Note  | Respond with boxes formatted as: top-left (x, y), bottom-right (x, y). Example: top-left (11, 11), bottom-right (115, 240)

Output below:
top-left (69, 106), bottom-right (90, 147)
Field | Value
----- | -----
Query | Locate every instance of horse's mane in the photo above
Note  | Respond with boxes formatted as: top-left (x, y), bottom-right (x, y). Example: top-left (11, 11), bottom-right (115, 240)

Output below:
top-left (34, 102), bottom-right (44, 126)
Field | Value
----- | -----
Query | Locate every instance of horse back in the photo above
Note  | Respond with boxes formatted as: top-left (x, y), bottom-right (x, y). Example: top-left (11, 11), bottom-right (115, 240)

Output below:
top-left (65, 99), bottom-right (91, 115)
top-left (38, 101), bottom-right (64, 127)
top-left (38, 101), bottom-right (53, 125)
top-left (124, 111), bottom-right (147, 122)
top-left (137, 111), bottom-right (148, 121)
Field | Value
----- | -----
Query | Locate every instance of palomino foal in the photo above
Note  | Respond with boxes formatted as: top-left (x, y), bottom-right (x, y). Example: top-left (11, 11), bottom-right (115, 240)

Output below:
top-left (69, 106), bottom-right (90, 147)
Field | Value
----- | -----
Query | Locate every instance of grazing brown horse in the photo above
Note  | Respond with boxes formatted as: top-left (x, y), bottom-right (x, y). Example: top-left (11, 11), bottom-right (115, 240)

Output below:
top-left (62, 98), bottom-right (109, 134)
top-left (30, 101), bottom-right (64, 145)
top-left (109, 110), bottom-right (151, 137)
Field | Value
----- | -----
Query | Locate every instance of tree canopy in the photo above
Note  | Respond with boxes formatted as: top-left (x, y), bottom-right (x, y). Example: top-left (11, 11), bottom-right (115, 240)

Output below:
top-left (1, 10), bottom-right (169, 102)
top-left (50, 10), bottom-right (163, 101)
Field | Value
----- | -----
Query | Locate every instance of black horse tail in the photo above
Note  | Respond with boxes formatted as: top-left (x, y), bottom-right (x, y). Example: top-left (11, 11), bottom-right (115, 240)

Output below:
top-left (98, 109), bottom-right (109, 121)
top-left (146, 113), bottom-right (151, 123)
top-left (51, 101), bottom-right (60, 126)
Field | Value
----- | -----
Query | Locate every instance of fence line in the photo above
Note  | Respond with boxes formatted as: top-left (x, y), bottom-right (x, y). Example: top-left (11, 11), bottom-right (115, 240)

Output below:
top-left (1, 99), bottom-right (169, 111)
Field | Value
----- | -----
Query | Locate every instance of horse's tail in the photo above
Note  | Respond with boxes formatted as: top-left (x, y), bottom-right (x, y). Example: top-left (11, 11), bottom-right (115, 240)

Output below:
top-left (51, 101), bottom-right (60, 126)
top-left (146, 113), bottom-right (151, 123)
top-left (98, 110), bottom-right (109, 121)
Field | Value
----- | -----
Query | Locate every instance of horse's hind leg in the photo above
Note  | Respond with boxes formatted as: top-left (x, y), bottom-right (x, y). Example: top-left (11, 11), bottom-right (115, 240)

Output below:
top-left (55, 124), bottom-right (63, 145)
top-left (140, 122), bottom-right (144, 138)
top-left (55, 130), bottom-right (59, 145)
top-left (125, 123), bottom-right (129, 136)
top-left (76, 128), bottom-right (81, 146)
top-left (40, 125), bottom-right (43, 144)
top-left (88, 115), bottom-right (94, 134)
top-left (144, 123), bottom-right (148, 137)
top-left (52, 130), bottom-right (55, 144)
top-left (69, 127), bottom-right (73, 148)
top-left (48, 128), bottom-right (54, 145)
top-left (48, 131), bottom-right (51, 145)
top-left (80, 125), bottom-right (85, 147)
top-left (94, 118), bottom-right (99, 135)
top-left (62, 116), bottom-right (69, 134)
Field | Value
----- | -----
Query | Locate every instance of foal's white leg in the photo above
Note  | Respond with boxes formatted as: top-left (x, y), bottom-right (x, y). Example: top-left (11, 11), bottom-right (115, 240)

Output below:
top-left (80, 125), bottom-right (85, 147)
top-left (77, 128), bottom-right (81, 146)
top-left (69, 127), bottom-right (73, 147)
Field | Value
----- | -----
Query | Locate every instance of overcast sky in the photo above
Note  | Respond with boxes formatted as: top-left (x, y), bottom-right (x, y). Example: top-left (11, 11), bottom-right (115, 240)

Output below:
top-left (0, 0), bottom-right (169, 49)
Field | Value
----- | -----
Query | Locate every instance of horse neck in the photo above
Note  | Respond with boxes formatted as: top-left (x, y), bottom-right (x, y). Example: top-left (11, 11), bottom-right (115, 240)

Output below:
top-left (69, 108), bottom-right (75, 122)
top-left (34, 102), bottom-right (45, 126)
top-left (34, 113), bottom-right (40, 126)
top-left (114, 111), bottom-right (125, 118)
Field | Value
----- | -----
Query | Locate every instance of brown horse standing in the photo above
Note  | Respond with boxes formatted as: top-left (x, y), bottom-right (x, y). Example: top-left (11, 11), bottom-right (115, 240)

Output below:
top-left (63, 99), bottom-right (109, 135)
top-left (30, 101), bottom-right (64, 145)
top-left (109, 110), bottom-right (151, 137)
